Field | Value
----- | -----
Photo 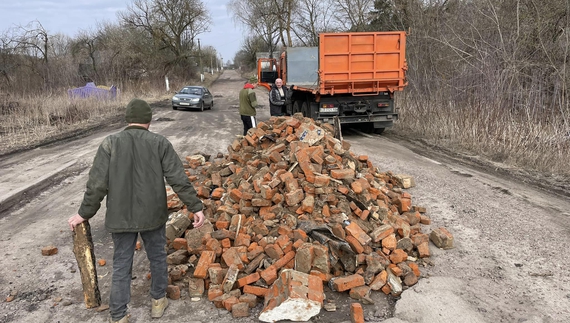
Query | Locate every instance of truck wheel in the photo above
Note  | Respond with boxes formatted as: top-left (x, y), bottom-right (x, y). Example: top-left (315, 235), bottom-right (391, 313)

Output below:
top-left (292, 101), bottom-right (301, 114)
top-left (361, 123), bottom-right (374, 133)
top-left (374, 128), bottom-right (385, 135)
top-left (301, 102), bottom-right (309, 117)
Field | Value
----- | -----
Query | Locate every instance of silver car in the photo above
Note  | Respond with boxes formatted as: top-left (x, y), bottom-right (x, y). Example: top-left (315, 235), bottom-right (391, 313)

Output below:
top-left (172, 86), bottom-right (214, 111)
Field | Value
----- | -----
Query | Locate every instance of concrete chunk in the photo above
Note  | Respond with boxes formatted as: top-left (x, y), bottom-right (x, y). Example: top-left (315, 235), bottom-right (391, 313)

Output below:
top-left (259, 270), bottom-right (323, 323)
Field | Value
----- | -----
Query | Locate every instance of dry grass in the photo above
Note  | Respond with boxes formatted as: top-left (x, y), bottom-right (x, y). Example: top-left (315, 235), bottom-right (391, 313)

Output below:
top-left (394, 93), bottom-right (570, 176)
top-left (0, 89), bottom-right (165, 155)
top-left (0, 73), bottom-right (221, 156)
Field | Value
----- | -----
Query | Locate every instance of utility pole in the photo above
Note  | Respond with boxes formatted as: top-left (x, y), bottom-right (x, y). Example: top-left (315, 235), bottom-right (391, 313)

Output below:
top-left (210, 55), bottom-right (213, 75)
top-left (198, 38), bottom-right (203, 82)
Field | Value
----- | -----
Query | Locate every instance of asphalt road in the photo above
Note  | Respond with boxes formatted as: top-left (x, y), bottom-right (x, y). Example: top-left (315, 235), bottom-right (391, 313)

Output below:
top-left (0, 69), bottom-right (569, 323)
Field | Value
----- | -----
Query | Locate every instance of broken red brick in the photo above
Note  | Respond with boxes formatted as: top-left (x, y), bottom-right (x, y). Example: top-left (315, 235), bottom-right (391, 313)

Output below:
top-left (259, 270), bottom-right (324, 322)
top-left (237, 272), bottom-right (261, 288)
top-left (345, 235), bottom-right (364, 254)
top-left (350, 303), bottom-right (364, 323)
top-left (331, 168), bottom-right (355, 180)
top-left (370, 224), bottom-right (395, 243)
top-left (242, 285), bottom-right (269, 297)
top-left (430, 227), bottom-right (455, 249)
top-left (239, 293), bottom-right (258, 308)
top-left (345, 222), bottom-right (371, 246)
top-left (349, 285), bottom-right (371, 301)
top-left (417, 242), bottom-right (430, 258)
top-left (188, 278), bottom-right (205, 297)
top-left (369, 270), bottom-right (388, 291)
top-left (194, 250), bottom-right (215, 279)
top-left (166, 285), bottom-right (180, 300)
top-left (223, 296), bottom-right (240, 311)
top-left (232, 302), bottom-right (250, 318)
top-left (208, 286), bottom-right (223, 301)
top-left (330, 274), bottom-right (365, 292)
top-left (41, 246), bottom-right (58, 256)
top-left (172, 238), bottom-right (187, 250)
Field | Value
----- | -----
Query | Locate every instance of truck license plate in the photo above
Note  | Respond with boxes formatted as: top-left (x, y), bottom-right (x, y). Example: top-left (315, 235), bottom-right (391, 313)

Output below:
top-left (320, 107), bottom-right (338, 113)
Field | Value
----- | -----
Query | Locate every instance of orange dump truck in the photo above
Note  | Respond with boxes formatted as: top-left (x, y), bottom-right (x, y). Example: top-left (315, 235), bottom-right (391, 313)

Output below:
top-left (258, 31), bottom-right (407, 133)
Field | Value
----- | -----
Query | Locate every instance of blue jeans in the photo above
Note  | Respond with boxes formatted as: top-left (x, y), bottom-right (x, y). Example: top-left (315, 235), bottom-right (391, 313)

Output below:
top-left (109, 225), bottom-right (168, 321)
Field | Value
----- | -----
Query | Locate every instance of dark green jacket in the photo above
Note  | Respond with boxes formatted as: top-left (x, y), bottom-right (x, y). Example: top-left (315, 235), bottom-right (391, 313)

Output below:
top-left (78, 126), bottom-right (203, 233)
top-left (239, 87), bottom-right (258, 116)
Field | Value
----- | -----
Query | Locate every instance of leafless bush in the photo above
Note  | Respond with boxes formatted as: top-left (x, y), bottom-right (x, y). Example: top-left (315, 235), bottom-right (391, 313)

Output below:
top-left (0, 95), bottom-right (20, 115)
top-left (0, 94), bottom-right (125, 153)
top-left (392, 0), bottom-right (570, 175)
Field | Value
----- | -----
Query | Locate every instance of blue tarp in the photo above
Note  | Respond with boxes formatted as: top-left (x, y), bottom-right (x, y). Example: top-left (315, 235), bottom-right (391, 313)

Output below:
top-left (68, 82), bottom-right (118, 100)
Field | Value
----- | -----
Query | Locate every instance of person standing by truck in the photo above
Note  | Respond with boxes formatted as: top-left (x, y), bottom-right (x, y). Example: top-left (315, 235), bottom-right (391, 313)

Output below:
top-left (67, 98), bottom-right (206, 323)
top-left (239, 78), bottom-right (258, 135)
top-left (269, 78), bottom-right (288, 116)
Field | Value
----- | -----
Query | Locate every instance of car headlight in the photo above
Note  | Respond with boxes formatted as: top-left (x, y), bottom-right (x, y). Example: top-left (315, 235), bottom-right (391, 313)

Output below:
top-left (190, 98), bottom-right (200, 102)
top-left (172, 96), bottom-right (180, 101)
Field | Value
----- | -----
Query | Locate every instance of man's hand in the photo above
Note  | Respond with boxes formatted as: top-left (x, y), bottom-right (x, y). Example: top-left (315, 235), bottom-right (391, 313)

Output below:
top-left (193, 211), bottom-right (206, 228)
top-left (68, 214), bottom-right (86, 231)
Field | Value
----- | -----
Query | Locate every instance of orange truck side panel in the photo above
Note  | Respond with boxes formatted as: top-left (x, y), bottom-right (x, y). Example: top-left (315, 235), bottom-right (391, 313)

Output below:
top-left (318, 32), bottom-right (407, 95)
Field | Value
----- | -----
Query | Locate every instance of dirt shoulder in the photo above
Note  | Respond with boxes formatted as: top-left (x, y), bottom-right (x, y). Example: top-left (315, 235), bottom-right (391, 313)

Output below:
top-left (386, 132), bottom-right (570, 199)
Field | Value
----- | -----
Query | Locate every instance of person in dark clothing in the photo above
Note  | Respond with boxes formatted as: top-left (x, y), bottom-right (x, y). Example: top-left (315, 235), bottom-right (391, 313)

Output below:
top-left (239, 79), bottom-right (258, 135)
top-left (269, 78), bottom-right (289, 116)
top-left (68, 98), bottom-right (205, 323)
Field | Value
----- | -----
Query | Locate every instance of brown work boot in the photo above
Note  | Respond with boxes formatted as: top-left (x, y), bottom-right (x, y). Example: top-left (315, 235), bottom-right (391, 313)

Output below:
top-left (151, 296), bottom-right (169, 318)
top-left (110, 316), bottom-right (128, 323)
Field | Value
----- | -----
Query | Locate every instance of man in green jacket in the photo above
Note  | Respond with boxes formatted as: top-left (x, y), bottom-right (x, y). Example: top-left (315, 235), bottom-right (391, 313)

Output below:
top-left (68, 98), bottom-right (205, 323)
top-left (239, 78), bottom-right (258, 135)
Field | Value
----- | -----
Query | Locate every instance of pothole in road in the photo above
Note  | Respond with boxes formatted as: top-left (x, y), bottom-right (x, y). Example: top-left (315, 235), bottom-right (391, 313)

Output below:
top-left (154, 117), bottom-right (175, 122)
top-left (450, 170), bottom-right (473, 177)
top-left (492, 186), bottom-right (512, 195)
top-left (5, 286), bottom-right (58, 314)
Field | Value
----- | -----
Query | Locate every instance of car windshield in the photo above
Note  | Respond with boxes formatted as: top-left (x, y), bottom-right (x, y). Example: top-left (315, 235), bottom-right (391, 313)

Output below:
top-left (180, 87), bottom-right (202, 95)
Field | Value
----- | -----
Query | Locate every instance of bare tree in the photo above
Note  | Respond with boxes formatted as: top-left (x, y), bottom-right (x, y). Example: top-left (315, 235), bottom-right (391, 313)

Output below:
top-left (228, 0), bottom-right (281, 57)
top-left (49, 33), bottom-right (72, 58)
top-left (13, 20), bottom-right (49, 64)
top-left (234, 35), bottom-right (269, 70)
top-left (291, 0), bottom-right (339, 46)
top-left (333, 0), bottom-right (375, 32)
top-left (267, 0), bottom-right (297, 47)
top-left (4, 20), bottom-right (55, 90)
top-left (72, 30), bottom-right (101, 81)
top-left (119, 0), bottom-right (212, 71)
top-left (0, 29), bottom-right (18, 88)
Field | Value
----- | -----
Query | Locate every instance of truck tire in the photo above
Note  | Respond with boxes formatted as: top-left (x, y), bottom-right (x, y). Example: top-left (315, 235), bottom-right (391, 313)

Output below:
top-left (374, 128), bottom-right (385, 135)
top-left (292, 101), bottom-right (301, 114)
top-left (301, 102), bottom-right (309, 118)
top-left (361, 123), bottom-right (374, 134)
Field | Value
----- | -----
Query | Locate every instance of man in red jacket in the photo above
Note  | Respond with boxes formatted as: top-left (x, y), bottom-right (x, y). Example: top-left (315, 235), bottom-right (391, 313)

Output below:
top-left (239, 78), bottom-right (258, 135)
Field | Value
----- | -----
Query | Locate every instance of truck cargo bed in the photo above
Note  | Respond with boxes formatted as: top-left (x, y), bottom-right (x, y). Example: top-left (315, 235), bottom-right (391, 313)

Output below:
top-left (287, 32), bottom-right (407, 95)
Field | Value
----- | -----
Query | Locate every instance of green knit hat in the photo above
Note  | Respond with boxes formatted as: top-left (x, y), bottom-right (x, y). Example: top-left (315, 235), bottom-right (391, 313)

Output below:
top-left (125, 98), bottom-right (152, 123)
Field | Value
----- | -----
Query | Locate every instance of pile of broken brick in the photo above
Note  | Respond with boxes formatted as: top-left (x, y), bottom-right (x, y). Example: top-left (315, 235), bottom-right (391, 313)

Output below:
top-left (162, 114), bottom-right (454, 322)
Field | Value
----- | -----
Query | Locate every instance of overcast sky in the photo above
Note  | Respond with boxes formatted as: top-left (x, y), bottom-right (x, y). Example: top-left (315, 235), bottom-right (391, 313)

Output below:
top-left (0, 0), bottom-right (242, 63)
